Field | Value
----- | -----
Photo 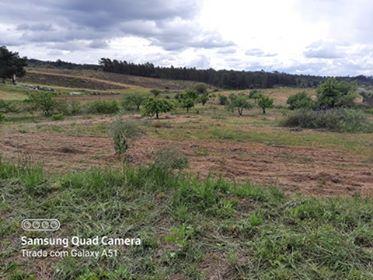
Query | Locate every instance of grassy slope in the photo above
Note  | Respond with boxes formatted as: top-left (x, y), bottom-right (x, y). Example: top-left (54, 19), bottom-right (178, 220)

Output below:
top-left (0, 161), bottom-right (372, 279)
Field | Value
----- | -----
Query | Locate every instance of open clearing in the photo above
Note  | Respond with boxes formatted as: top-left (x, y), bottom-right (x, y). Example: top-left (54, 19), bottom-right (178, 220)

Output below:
top-left (1, 68), bottom-right (372, 279)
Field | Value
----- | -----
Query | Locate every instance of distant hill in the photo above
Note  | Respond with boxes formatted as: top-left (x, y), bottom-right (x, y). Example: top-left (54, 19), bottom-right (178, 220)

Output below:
top-left (27, 58), bottom-right (373, 89)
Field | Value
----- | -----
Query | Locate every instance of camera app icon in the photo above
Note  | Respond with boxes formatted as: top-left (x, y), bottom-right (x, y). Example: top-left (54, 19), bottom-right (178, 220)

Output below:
top-left (21, 219), bottom-right (60, 231)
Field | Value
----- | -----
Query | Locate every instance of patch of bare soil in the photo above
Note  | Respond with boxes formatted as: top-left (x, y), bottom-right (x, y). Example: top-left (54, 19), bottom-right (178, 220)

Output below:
top-left (0, 131), bottom-right (372, 197)
top-left (20, 71), bottom-right (128, 90)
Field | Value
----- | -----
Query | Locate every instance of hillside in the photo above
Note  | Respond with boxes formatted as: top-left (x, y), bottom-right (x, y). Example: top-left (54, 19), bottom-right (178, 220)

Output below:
top-left (20, 67), bottom-right (211, 91)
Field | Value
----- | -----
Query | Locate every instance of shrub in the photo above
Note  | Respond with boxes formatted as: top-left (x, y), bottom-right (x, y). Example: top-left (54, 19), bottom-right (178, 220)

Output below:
top-left (122, 94), bottom-right (145, 111)
top-left (228, 94), bottom-right (253, 116)
top-left (287, 92), bottom-right (314, 110)
top-left (51, 113), bottom-right (64, 121)
top-left (87, 100), bottom-right (119, 114)
top-left (153, 147), bottom-right (188, 171)
top-left (0, 113), bottom-right (5, 122)
top-left (27, 92), bottom-right (56, 116)
top-left (150, 89), bottom-right (161, 97)
top-left (193, 83), bottom-right (208, 94)
top-left (316, 78), bottom-right (357, 109)
top-left (282, 109), bottom-right (372, 132)
top-left (358, 88), bottom-right (373, 106)
top-left (258, 96), bottom-right (274, 114)
top-left (109, 119), bottom-right (142, 154)
top-left (218, 95), bottom-right (229, 105)
top-left (142, 98), bottom-right (173, 119)
top-left (67, 101), bottom-right (82, 115)
top-left (198, 93), bottom-right (209, 105)
top-left (0, 100), bottom-right (7, 112)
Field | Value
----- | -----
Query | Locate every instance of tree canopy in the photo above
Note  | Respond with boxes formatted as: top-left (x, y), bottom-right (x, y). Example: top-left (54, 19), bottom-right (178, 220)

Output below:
top-left (316, 78), bottom-right (357, 109)
top-left (142, 98), bottom-right (173, 119)
top-left (0, 46), bottom-right (27, 84)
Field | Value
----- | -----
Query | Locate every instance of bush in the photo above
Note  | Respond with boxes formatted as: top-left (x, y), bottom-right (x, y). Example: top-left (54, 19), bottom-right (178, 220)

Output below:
top-left (0, 113), bottom-right (5, 122)
top-left (0, 100), bottom-right (8, 112)
top-left (51, 113), bottom-right (64, 121)
top-left (150, 89), bottom-right (161, 97)
top-left (193, 83), bottom-right (208, 94)
top-left (198, 93), bottom-right (209, 105)
top-left (153, 147), bottom-right (188, 171)
top-left (67, 101), bottom-right (82, 115)
top-left (218, 95), bottom-right (229, 105)
top-left (287, 92), bottom-right (314, 110)
top-left (316, 78), bottom-right (357, 109)
top-left (87, 100), bottom-right (119, 114)
top-left (282, 109), bottom-right (372, 132)
top-left (122, 94), bottom-right (145, 111)
top-left (109, 119), bottom-right (142, 154)
top-left (27, 92), bottom-right (56, 116)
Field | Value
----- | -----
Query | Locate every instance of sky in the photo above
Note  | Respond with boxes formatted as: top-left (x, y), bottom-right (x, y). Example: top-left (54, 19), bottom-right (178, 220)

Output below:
top-left (0, 0), bottom-right (372, 76)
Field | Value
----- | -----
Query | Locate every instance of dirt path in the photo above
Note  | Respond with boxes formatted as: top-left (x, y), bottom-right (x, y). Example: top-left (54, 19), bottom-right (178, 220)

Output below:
top-left (1, 130), bottom-right (372, 197)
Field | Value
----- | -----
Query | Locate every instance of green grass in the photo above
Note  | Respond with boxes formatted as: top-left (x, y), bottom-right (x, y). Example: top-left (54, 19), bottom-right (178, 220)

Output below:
top-left (0, 160), bottom-right (372, 279)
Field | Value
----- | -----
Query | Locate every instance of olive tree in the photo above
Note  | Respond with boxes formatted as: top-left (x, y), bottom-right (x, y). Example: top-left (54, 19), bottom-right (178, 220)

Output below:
top-left (142, 98), bottom-right (173, 119)
top-left (258, 95), bottom-right (273, 114)
top-left (228, 94), bottom-right (253, 116)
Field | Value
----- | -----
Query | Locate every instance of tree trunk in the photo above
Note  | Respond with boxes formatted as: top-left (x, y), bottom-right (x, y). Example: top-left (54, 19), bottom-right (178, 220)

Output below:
top-left (262, 107), bottom-right (266, 114)
top-left (156, 112), bottom-right (159, 119)
top-left (11, 74), bottom-right (16, 85)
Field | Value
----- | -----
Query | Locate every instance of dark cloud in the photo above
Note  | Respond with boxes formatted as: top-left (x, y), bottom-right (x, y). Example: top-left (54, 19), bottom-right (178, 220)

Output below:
top-left (0, 0), bottom-right (231, 51)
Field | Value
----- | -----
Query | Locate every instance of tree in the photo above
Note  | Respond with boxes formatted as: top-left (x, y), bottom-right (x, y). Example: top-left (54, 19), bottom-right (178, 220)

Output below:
top-left (316, 78), bottom-right (357, 109)
top-left (287, 92), bottom-right (314, 110)
top-left (228, 94), bottom-right (253, 116)
top-left (184, 90), bottom-right (198, 100)
top-left (142, 98), bottom-right (173, 119)
top-left (122, 94), bottom-right (145, 111)
top-left (248, 90), bottom-right (262, 104)
top-left (0, 46), bottom-right (27, 84)
top-left (258, 96), bottom-right (273, 114)
top-left (180, 98), bottom-right (194, 112)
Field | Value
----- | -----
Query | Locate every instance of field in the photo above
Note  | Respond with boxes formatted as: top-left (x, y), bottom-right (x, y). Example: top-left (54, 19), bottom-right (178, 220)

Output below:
top-left (0, 68), bottom-right (372, 279)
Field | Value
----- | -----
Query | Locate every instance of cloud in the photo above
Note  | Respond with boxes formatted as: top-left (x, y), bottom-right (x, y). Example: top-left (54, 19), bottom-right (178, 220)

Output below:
top-left (0, 0), bottom-right (231, 51)
top-left (245, 48), bottom-right (277, 57)
top-left (0, 0), bottom-right (372, 76)
top-left (304, 41), bottom-right (343, 59)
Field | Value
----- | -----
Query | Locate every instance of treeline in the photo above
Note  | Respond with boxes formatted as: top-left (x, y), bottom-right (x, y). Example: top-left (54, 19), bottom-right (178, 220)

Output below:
top-left (27, 58), bottom-right (373, 89)
top-left (27, 59), bottom-right (99, 70)
top-left (99, 58), bottom-right (325, 89)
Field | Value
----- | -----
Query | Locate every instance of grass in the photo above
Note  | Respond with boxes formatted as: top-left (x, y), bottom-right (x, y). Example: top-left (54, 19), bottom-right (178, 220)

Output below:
top-left (0, 160), bottom-right (372, 279)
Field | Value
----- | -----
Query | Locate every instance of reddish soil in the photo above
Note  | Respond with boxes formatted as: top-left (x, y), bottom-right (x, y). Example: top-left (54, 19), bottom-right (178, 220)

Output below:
top-left (1, 130), bottom-right (372, 197)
